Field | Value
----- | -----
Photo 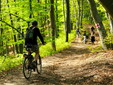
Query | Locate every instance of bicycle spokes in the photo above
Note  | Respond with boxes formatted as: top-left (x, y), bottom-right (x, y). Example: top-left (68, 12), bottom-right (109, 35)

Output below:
top-left (23, 58), bottom-right (32, 79)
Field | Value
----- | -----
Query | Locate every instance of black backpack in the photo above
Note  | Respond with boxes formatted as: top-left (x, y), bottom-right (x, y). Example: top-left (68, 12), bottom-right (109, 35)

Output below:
top-left (25, 27), bottom-right (35, 41)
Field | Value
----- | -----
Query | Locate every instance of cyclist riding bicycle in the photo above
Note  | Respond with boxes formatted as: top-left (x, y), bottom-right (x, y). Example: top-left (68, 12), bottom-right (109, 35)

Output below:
top-left (24, 20), bottom-right (45, 68)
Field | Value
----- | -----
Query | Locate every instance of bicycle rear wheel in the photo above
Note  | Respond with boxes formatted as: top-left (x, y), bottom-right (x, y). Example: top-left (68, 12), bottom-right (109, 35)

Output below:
top-left (36, 55), bottom-right (42, 74)
top-left (23, 57), bottom-right (32, 79)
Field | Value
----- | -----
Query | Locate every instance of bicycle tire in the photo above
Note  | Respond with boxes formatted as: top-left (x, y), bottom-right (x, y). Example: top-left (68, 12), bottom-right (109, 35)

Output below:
top-left (23, 57), bottom-right (32, 79)
top-left (36, 55), bottom-right (42, 74)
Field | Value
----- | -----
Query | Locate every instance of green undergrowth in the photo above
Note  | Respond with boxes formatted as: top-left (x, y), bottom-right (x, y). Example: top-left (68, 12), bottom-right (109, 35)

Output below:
top-left (40, 30), bottom-right (75, 57)
top-left (0, 55), bottom-right (23, 73)
top-left (0, 30), bottom-right (75, 73)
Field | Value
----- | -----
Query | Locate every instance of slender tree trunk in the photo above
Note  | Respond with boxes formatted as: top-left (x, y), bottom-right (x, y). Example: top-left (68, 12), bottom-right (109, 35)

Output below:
top-left (4, 40), bottom-right (9, 56)
top-left (109, 15), bottom-right (113, 35)
top-left (65, 0), bottom-right (71, 42)
top-left (0, 0), bottom-right (7, 55)
top-left (77, 0), bottom-right (80, 29)
top-left (50, 0), bottom-right (56, 51)
top-left (14, 35), bottom-right (18, 54)
top-left (80, 0), bottom-right (84, 28)
top-left (0, 0), bottom-right (2, 14)
top-left (45, 0), bottom-right (50, 37)
top-left (63, 0), bottom-right (66, 31)
top-left (14, 0), bottom-right (24, 54)
top-left (55, 0), bottom-right (59, 38)
top-left (73, 0), bottom-right (78, 29)
top-left (37, 0), bottom-right (40, 3)
top-left (106, 12), bottom-right (113, 35)
top-left (0, 28), bottom-right (3, 55)
top-left (37, 0), bottom-right (44, 34)
top-left (76, 0), bottom-right (83, 29)
top-left (29, 0), bottom-right (32, 18)
top-left (44, 0), bottom-right (47, 31)
top-left (0, 0), bottom-right (3, 55)
top-left (72, 0), bottom-right (77, 30)
top-left (18, 31), bottom-right (24, 53)
top-left (88, 0), bottom-right (107, 49)
top-left (7, 0), bottom-right (19, 54)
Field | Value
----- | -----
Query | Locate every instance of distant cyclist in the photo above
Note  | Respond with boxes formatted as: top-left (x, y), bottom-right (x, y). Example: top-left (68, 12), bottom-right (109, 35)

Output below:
top-left (76, 28), bottom-right (81, 38)
top-left (90, 31), bottom-right (95, 44)
top-left (25, 20), bottom-right (45, 67)
top-left (90, 26), bottom-right (95, 34)
top-left (83, 31), bottom-right (88, 44)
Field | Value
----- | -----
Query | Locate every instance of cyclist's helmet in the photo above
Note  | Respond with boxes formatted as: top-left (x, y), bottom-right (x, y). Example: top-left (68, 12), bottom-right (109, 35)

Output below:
top-left (31, 20), bottom-right (38, 26)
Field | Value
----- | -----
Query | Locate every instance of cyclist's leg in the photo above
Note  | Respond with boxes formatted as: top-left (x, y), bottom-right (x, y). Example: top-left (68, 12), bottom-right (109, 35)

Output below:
top-left (34, 50), bottom-right (39, 61)
top-left (32, 45), bottom-right (39, 61)
top-left (34, 46), bottom-right (42, 73)
top-left (83, 36), bottom-right (87, 44)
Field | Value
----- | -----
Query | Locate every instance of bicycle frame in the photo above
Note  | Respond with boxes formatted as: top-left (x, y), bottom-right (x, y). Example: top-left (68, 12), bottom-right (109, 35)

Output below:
top-left (23, 48), bottom-right (42, 79)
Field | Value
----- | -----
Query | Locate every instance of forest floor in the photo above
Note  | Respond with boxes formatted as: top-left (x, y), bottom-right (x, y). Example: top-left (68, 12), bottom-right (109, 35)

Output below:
top-left (1, 38), bottom-right (113, 85)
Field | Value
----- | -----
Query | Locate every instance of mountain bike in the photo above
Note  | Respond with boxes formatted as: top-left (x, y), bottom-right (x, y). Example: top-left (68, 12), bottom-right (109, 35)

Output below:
top-left (22, 48), bottom-right (42, 80)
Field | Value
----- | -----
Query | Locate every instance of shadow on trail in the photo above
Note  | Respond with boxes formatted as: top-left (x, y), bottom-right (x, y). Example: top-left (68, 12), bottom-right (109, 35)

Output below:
top-left (30, 59), bottom-right (113, 85)
top-left (55, 45), bottom-right (91, 59)
top-left (63, 47), bottom-right (90, 55)
top-left (32, 71), bottom-right (62, 85)
top-left (30, 71), bottom-right (94, 85)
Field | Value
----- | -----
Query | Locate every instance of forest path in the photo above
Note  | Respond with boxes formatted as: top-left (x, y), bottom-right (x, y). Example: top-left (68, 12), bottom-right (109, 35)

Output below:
top-left (1, 38), bottom-right (113, 85)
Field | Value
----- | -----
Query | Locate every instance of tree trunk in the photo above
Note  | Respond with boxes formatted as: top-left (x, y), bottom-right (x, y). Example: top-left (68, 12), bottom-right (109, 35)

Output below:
top-left (80, 0), bottom-right (84, 28)
top-left (63, 0), bottom-right (66, 31)
top-left (109, 15), bottom-right (113, 35)
top-left (50, 0), bottom-right (56, 51)
top-left (65, 0), bottom-right (71, 42)
top-left (29, 0), bottom-right (32, 18)
top-left (14, 35), bottom-right (19, 54)
top-left (55, 0), bottom-right (59, 38)
top-left (7, 0), bottom-right (19, 54)
top-left (98, 0), bottom-right (113, 19)
top-left (0, 0), bottom-right (3, 55)
top-left (72, 0), bottom-right (77, 30)
top-left (0, 0), bottom-right (2, 13)
top-left (6, 42), bottom-right (9, 56)
top-left (77, 0), bottom-right (80, 29)
top-left (37, 0), bottom-right (40, 3)
top-left (88, 0), bottom-right (107, 49)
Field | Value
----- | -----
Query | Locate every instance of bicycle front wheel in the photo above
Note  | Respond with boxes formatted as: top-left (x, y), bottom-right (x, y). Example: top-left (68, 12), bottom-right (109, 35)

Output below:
top-left (36, 55), bottom-right (42, 74)
top-left (23, 57), bottom-right (32, 79)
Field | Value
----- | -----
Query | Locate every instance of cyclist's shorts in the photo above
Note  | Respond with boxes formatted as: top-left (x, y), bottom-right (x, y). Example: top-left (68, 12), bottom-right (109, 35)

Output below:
top-left (25, 45), bottom-right (39, 52)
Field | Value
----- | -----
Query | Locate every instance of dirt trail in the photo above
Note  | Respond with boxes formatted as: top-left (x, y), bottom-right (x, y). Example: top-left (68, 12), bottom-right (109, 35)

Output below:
top-left (1, 39), bottom-right (113, 85)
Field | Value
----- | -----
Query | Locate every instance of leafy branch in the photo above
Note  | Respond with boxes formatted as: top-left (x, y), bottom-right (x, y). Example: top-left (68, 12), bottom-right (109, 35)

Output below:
top-left (0, 20), bottom-right (24, 37)
top-left (10, 13), bottom-right (30, 26)
top-left (10, 13), bottom-right (28, 22)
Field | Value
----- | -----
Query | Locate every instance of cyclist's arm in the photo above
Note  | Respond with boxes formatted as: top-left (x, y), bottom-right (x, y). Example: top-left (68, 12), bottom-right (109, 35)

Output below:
top-left (36, 28), bottom-right (45, 45)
